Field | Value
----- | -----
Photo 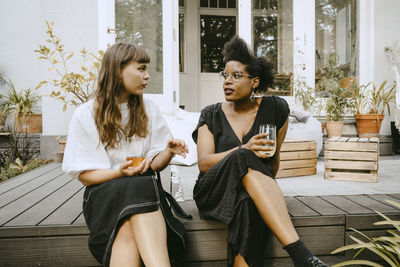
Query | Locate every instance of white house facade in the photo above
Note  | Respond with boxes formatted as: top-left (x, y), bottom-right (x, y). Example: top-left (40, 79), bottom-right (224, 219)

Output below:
top-left (0, 0), bottom-right (399, 158)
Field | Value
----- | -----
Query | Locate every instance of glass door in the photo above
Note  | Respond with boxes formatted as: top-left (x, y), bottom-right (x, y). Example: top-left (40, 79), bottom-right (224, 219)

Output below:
top-left (198, 1), bottom-right (237, 109)
top-left (103, 0), bottom-right (179, 112)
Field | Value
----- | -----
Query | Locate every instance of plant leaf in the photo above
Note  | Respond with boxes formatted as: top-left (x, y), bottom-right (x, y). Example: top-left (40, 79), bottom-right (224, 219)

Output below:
top-left (331, 260), bottom-right (383, 267)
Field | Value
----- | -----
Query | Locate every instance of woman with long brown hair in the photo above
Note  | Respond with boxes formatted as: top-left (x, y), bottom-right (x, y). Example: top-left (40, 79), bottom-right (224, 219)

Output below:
top-left (63, 43), bottom-right (188, 267)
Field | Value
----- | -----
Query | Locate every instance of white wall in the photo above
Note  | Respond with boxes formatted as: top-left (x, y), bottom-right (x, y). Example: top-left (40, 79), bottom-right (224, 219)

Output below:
top-left (0, 0), bottom-right (44, 101)
top-left (374, 0), bottom-right (400, 135)
top-left (0, 0), bottom-right (98, 135)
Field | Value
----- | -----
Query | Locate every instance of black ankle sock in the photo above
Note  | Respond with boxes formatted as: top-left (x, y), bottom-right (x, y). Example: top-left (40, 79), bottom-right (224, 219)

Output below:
top-left (283, 239), bottom-right (313, 267)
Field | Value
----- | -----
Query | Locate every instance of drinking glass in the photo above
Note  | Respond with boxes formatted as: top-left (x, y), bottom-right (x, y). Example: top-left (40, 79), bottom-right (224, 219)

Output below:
top-left (258, 124), bottom-right (276, 156)
top-left (126, 154), bottom-right (145, 167)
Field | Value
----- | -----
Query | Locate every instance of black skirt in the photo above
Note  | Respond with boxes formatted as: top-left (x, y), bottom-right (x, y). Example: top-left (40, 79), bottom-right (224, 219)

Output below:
top-left (83, 172), bottom-right (187, 267)
top-left (193, 148), bottom-right (272, 267)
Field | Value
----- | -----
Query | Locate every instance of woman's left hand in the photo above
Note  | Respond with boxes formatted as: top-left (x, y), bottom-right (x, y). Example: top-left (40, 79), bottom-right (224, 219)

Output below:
top-left (167, 138), bottom-right (189, 158)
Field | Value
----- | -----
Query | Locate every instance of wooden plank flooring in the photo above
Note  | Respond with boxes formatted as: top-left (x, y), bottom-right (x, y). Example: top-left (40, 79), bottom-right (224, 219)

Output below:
top-left (0, 163), bottom-right (399, 266)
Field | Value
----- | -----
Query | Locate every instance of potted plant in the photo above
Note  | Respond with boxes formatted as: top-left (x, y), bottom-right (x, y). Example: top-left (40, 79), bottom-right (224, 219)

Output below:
top-left (325, 86), bottom-right (353, 137)
top-left (351, 81), bottom-right (396, 137)
top-left (34, 21), bottom-right (103, 152)
top-left (56, 136), bottom-right (67, 153)
top-left (295, 85), bottom-right (327, 133)
top-left (317, 66), bottom-right (353, 138)
top-left (1, 80), bottom-right (41, 133)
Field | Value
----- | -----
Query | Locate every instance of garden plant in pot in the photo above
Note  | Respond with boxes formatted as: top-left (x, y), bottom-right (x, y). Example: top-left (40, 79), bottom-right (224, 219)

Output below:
top-left (317, 67), bottom-right (353, 138)
top-left (295, 85), bottom-right (327, 133)
top-left (35, 21), bottom-right (103, 153)
top-left (1, 80), bottom-right (41, 133)
top-left (351, 81), bottom-right (396, 137)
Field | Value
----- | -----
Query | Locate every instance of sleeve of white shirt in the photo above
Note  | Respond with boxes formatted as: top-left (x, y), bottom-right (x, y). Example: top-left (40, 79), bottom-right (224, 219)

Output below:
top-left (145, 99), bottom-right (173, 159)
top-left (62, 101), bottom-right (111, 178)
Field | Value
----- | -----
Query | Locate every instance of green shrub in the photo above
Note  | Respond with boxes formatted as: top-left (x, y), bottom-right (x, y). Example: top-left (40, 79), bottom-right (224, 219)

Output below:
top-left (1, 132), bottom-right (38, 165)
top-left (0, 131), bottom-right (42, 181)
top-left (331, 199), bottom-right (400, 267)
top-left (0, 158), bottom-right (48, 181)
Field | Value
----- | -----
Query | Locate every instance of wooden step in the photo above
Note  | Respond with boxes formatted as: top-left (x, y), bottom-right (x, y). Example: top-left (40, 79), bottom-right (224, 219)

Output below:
top-left (1, 164), bottom-right (399, 266)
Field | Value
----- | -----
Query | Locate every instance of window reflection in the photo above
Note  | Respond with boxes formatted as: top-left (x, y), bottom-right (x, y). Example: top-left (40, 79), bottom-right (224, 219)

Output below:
top-left (200, 15), bottom-right (236, 73)
top-left (315, 0), bottom-right (357, 94)
top-left (115, 0), bottom-right (163, 94)
top-left (254, 16), bottom-right (277, 69)
top-left (252, 0), bottom-right (293, 96)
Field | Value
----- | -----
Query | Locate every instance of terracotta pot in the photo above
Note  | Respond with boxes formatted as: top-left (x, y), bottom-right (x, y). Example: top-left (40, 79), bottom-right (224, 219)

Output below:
top-left (59, 141), bottom-right (67, 153)
top-left (16, 114), bottom-right (42, 133)
top-left (354, 113), bottom-right (384, 138)
top-left (326, 121), bottom-right (344, 138)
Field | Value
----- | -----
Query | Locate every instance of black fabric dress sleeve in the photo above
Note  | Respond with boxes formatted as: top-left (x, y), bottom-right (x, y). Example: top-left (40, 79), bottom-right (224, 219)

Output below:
top-left (273, 96), bottom-right (290, 130)
top-left (192, 104), bottom-right (217, 144)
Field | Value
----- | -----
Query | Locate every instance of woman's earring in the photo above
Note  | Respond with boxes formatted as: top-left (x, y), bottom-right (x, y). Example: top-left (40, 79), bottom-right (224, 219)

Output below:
top-left (250, 90), bottom-right (255, 102)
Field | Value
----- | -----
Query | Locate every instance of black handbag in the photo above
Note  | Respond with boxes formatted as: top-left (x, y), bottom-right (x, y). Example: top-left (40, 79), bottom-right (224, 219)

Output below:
top-left (155, 172), bottom-right (192, 267)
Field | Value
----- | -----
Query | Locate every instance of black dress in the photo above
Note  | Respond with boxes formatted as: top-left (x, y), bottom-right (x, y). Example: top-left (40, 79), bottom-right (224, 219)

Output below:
top-left (83, 171), bottom-right (188, 267)
top-left (192, 96), bottom-right (290, 267)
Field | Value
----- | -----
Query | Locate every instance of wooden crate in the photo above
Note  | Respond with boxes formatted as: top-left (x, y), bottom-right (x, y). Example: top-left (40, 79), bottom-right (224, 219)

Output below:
top-left (276, 139), bottom-right (317, 178)
top-left (324, 137), bottom-right (379, 182)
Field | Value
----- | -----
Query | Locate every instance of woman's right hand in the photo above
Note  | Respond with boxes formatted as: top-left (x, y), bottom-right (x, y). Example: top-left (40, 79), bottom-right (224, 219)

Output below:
top-left (119, 158), bottom-right (151, 176)
top-left (242, 133), bottom-right (275, 158)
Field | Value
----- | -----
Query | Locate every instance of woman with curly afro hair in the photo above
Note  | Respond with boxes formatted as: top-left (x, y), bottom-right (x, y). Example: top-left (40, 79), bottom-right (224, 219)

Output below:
top-left (192, 36), bottom-right (328, 267)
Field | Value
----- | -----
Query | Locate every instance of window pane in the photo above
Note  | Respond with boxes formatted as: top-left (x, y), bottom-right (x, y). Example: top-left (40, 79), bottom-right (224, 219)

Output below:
top-left (260, 0), bottom-right (268, 9)
top-left (200, 0), bottom-right (208, 7)
top-left (315, 0), bottom-right (357, 94)
top-left (270, 0), bottom-right (278, 10)
top-left (179, 0), bottom-right (185, 7)
top-left (228, 0), bottom-right (236, 8)
top-left (254, 16), bottom-right (277, 68)
top-left (253, 0), bottom-right (293, 96)
top-left (219, 0), bottom-right (227, 8)
top-left (115, 0), bottom-right (163, 94)
top-left (200, 15), bottom-right (236, 72)
top-left (252, 0), bottom-right (260, 9)
top-left (210, 0), bottom-right (217, 8)
top-left (179, 13), bottom-right (185, 72)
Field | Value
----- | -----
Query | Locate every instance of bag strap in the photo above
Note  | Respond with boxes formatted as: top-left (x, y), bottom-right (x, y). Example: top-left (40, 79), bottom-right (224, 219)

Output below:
top-left (156, 172), bottom-right (192, 219)
top-left (164, 191), bottom-right (192, 219)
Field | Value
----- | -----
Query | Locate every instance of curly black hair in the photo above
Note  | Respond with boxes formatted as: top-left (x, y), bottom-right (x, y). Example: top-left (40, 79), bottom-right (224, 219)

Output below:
top-left (222, 35), bottom-right (274, 93)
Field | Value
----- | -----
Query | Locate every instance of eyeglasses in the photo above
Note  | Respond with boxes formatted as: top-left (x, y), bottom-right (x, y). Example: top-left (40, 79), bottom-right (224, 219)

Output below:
top-left (219, 71), bottom-right (253, 82)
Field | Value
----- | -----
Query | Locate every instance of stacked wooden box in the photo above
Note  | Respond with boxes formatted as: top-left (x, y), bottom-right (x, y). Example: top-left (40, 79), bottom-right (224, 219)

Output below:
top-left (276, 139), bottom-right (317, 178)
top-left (324, 137), bottom-right (379, 182)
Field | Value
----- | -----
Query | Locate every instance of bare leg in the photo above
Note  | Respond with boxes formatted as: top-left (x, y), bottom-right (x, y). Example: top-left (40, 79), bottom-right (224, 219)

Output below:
top-left (130, 209), bottom-right (171, 267)
top-left (110, 219), bottom-right (142, 267)
top-left (242, 169), bottom-right (299, 246)
top-left (233, 254), bottom-right (249, 267)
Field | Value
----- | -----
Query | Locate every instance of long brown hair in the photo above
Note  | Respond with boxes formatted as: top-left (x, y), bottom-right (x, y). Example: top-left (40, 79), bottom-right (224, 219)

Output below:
top-left (94, 43), bottom-right (150, 150)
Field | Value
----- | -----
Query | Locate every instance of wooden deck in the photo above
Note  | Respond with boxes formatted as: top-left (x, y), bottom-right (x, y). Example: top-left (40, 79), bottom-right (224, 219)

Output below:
top-left (0, 163), bottom-right (399, 266)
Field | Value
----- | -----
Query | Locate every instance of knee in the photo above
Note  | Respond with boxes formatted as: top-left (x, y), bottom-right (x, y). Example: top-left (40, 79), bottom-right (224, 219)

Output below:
top-left (243, 169), bottom-right (272, 187)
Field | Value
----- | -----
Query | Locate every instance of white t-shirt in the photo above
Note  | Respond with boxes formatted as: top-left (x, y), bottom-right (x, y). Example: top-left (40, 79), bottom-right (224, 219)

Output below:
top-left (62, 99), bottom-right (173, 178)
